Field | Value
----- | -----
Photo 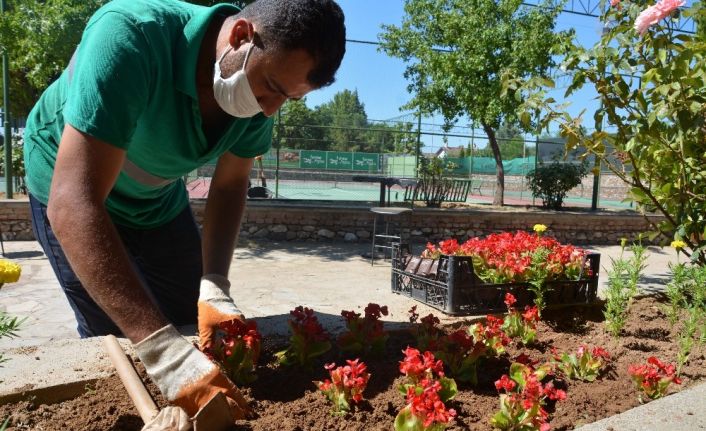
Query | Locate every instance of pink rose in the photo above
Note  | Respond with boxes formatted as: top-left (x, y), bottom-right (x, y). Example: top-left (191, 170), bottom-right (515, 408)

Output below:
top-left (634, 0), bottom-right (685, 34)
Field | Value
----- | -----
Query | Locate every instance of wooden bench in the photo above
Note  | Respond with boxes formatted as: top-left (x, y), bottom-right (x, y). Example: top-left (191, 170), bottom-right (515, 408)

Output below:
top-left (403, 178), bottom-right (473, 208)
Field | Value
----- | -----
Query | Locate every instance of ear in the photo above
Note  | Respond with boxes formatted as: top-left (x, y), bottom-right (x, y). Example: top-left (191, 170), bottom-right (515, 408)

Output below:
top-left (228, 18), bottom-right (255, 48)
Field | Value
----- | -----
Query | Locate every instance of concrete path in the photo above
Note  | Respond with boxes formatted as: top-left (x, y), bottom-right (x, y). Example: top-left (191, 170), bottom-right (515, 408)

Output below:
top-left (0, 239), bottom-right (697, 430)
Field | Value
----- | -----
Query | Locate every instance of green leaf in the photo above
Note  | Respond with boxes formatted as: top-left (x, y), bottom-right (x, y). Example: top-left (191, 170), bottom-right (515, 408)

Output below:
top-left (394, 406), bottom-right (423, 431)
top-left (438, 376), bottom-right (458, 402)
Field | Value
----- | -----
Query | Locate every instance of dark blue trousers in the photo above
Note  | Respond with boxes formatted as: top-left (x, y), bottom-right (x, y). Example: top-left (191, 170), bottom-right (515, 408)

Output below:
top-left (29, 194), bottom-right (202, 338)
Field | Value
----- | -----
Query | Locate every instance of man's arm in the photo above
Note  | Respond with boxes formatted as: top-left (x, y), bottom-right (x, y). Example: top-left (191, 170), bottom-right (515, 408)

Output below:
top-left (201, 152), bottom-right (254, 276)
top-left (47, 124), bottom-right (167, 343)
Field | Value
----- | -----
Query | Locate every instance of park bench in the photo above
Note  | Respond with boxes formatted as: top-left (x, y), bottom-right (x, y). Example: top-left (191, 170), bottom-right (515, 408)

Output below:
top-left (403, 178), bottom-right (473, 208)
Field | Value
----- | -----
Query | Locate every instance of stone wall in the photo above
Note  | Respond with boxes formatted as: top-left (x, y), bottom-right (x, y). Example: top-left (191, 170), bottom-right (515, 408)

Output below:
top-left (0, 198), bottom-right (663, 245)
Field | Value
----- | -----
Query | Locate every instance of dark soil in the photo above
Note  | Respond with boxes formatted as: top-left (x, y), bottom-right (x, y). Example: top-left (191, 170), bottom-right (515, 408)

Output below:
top-left (2, 296), bottom-right (704, 431)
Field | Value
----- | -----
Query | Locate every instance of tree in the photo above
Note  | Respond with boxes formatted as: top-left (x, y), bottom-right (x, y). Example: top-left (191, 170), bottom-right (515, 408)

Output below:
top-left (379, 0), bottom-right (571, 205)
top-left (277, 98), bottom-right (327, 150)
top-left (514, 0), bottom-right (706, 262)
top-left (315, 89), bottom-right (369, 152)
top-left (0, 0), bottom-right (109, 117)
top-left (0, 0), bottom-right (254, 119)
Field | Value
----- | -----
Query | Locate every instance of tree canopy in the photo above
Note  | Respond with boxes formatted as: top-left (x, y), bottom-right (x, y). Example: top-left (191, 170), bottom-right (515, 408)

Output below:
top-left (276, 90), bottom-right (418, 154)
top-left (0, 0), bottom-right (255, 118)
top-left (379, 0), bottom-right (571, 205)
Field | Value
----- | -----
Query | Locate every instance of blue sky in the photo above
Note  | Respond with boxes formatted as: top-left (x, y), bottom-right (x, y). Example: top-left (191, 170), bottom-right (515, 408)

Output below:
top-left (302, 0), bottom-right (611, 151)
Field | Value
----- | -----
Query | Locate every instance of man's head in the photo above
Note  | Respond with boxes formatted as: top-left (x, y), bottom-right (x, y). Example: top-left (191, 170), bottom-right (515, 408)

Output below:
top-left (236, 0), bottom-right (346, 89)
top-left (216, 0), bottom-right (346, 116)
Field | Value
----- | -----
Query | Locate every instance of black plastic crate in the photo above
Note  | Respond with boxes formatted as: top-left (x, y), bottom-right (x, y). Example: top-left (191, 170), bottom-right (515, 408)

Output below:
top-left (391, 244), bottom-right (600, 316)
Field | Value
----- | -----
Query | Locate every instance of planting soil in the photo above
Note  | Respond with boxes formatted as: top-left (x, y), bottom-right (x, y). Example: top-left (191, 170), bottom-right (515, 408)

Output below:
top-left (2, 296), bottom-right (704, 431)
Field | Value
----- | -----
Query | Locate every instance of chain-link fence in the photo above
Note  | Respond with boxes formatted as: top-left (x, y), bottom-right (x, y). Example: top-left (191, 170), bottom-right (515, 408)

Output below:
top-left (188, 118), bottom-right (632, 209)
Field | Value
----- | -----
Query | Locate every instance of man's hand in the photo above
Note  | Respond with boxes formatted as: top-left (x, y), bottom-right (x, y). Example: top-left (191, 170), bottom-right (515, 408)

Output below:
top-left (134, 325), bottom-right (249, 419)
top-left (198, 274), bottom-right (246, 350)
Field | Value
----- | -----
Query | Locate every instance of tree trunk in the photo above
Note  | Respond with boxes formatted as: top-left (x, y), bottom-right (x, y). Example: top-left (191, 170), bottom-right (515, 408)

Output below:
top-left (482, 122), bottom-right (504, 206)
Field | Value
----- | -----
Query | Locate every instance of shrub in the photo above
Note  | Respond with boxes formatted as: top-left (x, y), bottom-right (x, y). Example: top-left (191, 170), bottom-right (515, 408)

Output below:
top-left (526, 161), bottom-right (588, 210)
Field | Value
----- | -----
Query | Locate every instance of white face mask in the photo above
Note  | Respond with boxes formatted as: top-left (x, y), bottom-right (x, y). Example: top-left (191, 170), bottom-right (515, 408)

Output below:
top-left (213, 41), bottom-right (262, 118)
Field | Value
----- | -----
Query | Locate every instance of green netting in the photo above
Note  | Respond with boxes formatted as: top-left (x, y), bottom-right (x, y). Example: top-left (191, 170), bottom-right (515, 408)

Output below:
top-left (384, 155), bottom-right (536, 176)
top-left (457, 156), bottom-right (535, 175)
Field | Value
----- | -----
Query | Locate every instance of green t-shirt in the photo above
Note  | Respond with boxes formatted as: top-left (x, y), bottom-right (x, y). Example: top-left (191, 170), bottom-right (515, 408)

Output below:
top-left (23, 0), bottom-right (273, 229)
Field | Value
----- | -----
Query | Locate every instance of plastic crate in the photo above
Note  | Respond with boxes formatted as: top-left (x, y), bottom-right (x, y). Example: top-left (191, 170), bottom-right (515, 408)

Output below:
top-left (391, 244), bottom-right (600, 316)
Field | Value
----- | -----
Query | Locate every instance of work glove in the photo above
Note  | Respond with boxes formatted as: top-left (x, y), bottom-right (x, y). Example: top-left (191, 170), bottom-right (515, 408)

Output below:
top-left (141, 406), bottom-right (191, 431)
top-left (134, 324), bottom-right (249, 420)
top-left (198, 274), bottom-right (247, 350)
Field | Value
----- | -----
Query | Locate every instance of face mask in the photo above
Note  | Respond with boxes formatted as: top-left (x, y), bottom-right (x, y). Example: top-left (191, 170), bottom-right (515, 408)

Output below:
top-left (213, 41), bottom-right (262, 118)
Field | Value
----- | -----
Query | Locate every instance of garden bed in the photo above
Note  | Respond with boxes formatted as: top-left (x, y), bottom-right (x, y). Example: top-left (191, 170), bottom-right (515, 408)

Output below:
top-left (1, 296), bottom-right (704, 431)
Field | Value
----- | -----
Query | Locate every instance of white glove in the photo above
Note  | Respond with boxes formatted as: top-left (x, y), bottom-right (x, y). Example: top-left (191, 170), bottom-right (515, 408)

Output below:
top-left (198, 274), bottom-right (244, 349)
top-left (134, 324), bottom-right (248, 419)
top-left (141, 406), bottom-right (191, 431)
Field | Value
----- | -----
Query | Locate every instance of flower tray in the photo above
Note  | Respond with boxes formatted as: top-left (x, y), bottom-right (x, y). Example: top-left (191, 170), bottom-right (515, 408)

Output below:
top-left (391, 245), bottom-right (600, 316)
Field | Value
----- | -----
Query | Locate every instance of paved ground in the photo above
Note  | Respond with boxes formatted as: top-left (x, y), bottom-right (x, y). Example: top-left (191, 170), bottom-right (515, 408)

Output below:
top-left (1, 239), bottom-right (698, 431)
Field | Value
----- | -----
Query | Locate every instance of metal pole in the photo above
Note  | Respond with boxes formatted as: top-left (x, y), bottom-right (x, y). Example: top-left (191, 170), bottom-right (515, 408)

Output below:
top-left (533, 136), bottom-right (538, 206)
top-left (591, 101), bottom-right (603, 210)
top-left (2, 0), bottom-right (12, 199)
top-left (275, 108), bottom-right (281, 198)
top-left (415, 111), bottom-right (421, 178)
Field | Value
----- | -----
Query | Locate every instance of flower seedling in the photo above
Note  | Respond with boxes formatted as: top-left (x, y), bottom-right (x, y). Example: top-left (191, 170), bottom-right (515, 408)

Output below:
top-left (501, 293), bottom-right (540, 345)
top-left (314, 359), bottom-right (370, 414)
top-left (202, 318), bottom-right (261, 385)
top-left (628, 356), bottom-right (682, 401)
top-left (435, 329), bottom-right (487, 385)
top-left (399, 347), bottom-right (457, 403)
top-left (395, 378), bottom-right (457, 431)
top-left (491, 361), bottom-right (565, 431)
top-left (408, 306), bottom-right (444, 351)
top-left (424, 230), bottom-right (587, 285)
top-left (469, 315), bottom-right (511, 357)
top-left (275, 306), bottom-right (331, 368)
top-left (553, 345), bottom-right (610, 382)
top-left (338, 303), bottom-right (389, 357)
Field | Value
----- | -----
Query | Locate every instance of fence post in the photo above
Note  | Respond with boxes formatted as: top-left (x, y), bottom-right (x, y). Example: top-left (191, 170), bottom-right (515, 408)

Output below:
top-left (533, 136), bottom-right (538, 206)
top-left (2, 0), bottom-right (12, 199)
top-left (275, 108), bottom-right (281, 198)
top-left (415, 111), bottom-right (421, 178)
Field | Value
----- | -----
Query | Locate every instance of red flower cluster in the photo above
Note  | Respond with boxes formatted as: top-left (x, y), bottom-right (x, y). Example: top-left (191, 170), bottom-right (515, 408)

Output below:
top-left (471, 315), bottom-right (511, 355)
top-left (203, 318), bottom-right (261, 385)
top-left (400, 347), bottom-right (445, 383)
top-left (315, 359), bottom-right (370, 413)
top-left (404, 379), bottom-right (457, 428)
top-left (409, 306), bottom-right (444, 351)
top-left (502, 293), bottom-right (540, 345)
top-left (424, 230), bottom-right (587, 284)
top-left (628, 356), bottom-right (682, 400)
top-left (276, 306), bottom-right (332, 368)
top-left (492, 361), bottom-right (566, 431)
top-left (290, 305), bottom-right (329, 342)
top-left (338, 303), bottom-right (389, 357)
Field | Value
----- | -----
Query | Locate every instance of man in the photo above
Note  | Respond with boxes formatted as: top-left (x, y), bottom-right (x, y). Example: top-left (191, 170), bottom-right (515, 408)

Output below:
top-left (23, 0), bottom-right (345, 422)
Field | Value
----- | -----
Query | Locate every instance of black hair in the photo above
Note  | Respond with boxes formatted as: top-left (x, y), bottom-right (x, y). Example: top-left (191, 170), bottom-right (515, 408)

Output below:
top-left (235, 0), bottom-right (346, 88)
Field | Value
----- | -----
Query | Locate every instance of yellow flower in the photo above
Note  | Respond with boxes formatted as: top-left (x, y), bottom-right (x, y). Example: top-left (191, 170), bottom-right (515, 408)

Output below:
top-left (671, 240), bottom-right (687, 250)
top-left (533, 224), bottom-right (547, 234)
top-left (0, 259), bottom-right (21, 284)
top-left (620, 238), bottom-right (628, 248)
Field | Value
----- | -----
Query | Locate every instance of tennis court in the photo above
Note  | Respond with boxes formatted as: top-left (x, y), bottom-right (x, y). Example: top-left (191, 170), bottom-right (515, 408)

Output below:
top-left (187, 177), bottom-right (633, 209)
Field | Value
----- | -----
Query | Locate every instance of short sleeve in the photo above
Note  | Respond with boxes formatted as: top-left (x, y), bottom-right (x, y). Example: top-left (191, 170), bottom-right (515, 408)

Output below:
top-left (63, 11), bottom-right (153, 149)
top-left (228, 114), bottom-right (274, 158)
